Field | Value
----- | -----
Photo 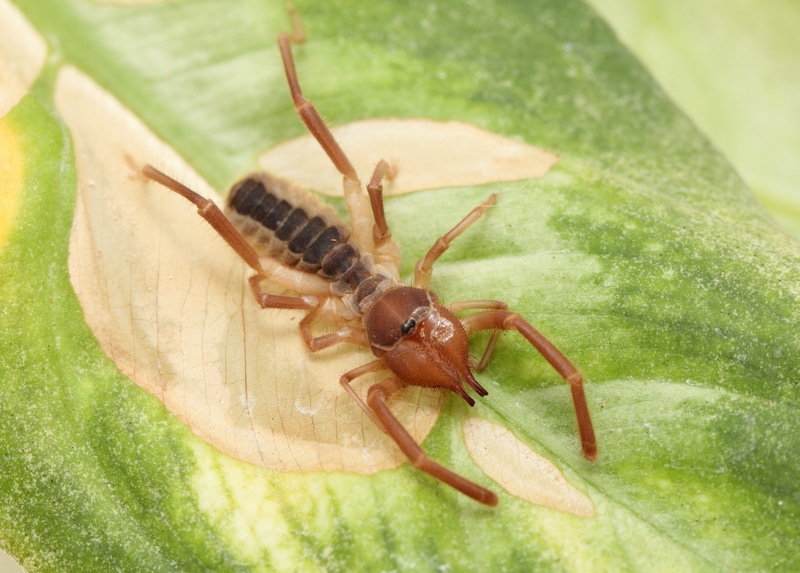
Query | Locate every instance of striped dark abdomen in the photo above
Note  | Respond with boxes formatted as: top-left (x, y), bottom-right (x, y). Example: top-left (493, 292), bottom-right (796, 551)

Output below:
top-left (225, 173), bottom-right (370, 288)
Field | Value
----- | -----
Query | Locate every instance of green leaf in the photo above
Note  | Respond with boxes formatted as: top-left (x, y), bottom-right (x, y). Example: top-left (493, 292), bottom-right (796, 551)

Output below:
top-left (589, 0), bottom-right (800, 237)
top-left (2, 0), bottom-right (799, 571)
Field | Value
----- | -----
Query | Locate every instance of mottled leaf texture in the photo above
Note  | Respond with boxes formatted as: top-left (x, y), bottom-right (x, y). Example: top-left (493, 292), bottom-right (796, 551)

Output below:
top-left (1, 0), bottom-right (798, 572)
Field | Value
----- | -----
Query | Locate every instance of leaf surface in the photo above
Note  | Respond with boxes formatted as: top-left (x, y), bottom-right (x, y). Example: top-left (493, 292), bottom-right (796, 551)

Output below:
top-left (2, 0), bottom-right (799, 571)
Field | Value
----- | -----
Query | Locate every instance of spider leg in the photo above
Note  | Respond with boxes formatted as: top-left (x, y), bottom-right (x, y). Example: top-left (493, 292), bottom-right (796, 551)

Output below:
top-left (414, 194), bottom-right (497, 289)
top-left (363, 159), bottom-right (402, 277)
top-left (299, 301), bottom-right (369, 351)
top-left (277, 34), bottom-right (378, 258)
top-left (247, 256), bottom-right (340, 297)
top-left (277, 34), bottom-right (357, 183)
top-left (366, 159), bottom-right (393, 243)
top-left (339, 359), bottom-right (389, 430)
top-left (367, 377), bottom-right (499, 506)
top-left (142, 165), bottom-right (315, 311)
top-left (461, 310), bottom-right (597, 461)
top-left (284, 2), bottom-right (306, 43)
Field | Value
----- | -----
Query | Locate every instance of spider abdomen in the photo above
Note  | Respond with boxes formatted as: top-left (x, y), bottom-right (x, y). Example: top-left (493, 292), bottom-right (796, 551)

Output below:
top-left (225, 172), bottom-right (371, 289)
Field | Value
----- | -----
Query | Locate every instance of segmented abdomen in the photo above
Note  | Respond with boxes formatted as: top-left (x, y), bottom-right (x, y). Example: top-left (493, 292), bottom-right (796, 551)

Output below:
top-left (224, 173), bottom-right (370, 288)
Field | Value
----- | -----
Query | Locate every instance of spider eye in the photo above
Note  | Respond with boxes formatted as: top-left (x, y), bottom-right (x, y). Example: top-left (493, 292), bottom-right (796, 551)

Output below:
top-left (401, 317), bottom-right (417, 334)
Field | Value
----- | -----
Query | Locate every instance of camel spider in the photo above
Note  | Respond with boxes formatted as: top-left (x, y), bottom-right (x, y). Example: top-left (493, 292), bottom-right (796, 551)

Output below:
top-left (141, 24), bottom-right (596, 507)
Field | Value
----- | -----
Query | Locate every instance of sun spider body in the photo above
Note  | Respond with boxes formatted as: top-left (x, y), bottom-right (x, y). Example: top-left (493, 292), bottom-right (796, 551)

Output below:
top-left (142, 29), bottom-right (596, 507)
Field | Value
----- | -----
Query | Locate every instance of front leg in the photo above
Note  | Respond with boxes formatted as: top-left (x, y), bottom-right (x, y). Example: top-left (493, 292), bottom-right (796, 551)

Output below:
top-left (461, 310), bottom-right (597, 461)
top-left (365, 160), bottom-right (401, 277)
top-left (414, 194), bottom-right (497, 289)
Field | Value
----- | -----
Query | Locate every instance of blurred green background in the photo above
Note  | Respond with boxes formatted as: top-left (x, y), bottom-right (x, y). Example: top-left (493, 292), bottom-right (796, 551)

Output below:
top-left (590, 0), bottom-right (800, 237)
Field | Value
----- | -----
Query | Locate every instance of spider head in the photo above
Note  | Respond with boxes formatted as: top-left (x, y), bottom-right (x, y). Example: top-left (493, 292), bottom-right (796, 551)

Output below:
top-left (362, 286), bottom-right (487, 405)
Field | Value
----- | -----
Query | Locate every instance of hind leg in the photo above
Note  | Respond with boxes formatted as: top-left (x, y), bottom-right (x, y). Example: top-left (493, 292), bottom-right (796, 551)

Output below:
top-left (142, 165), bottom-right (316, 312)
